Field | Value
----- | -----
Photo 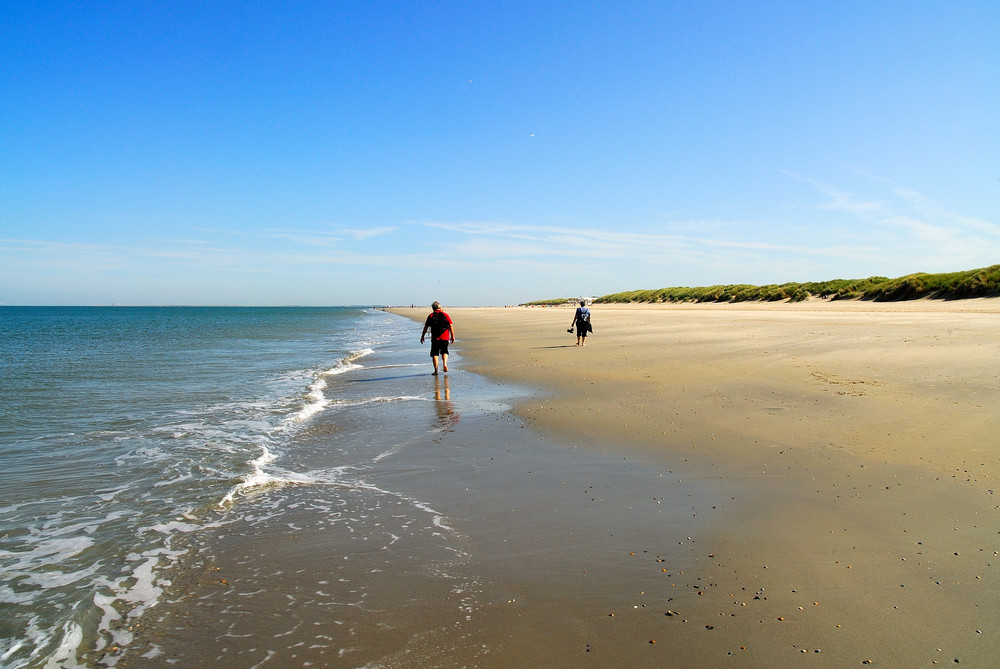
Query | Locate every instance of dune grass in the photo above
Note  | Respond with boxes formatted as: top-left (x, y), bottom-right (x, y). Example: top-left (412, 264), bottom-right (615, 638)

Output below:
top-left (595, 265), bottom-right (1000, 304)
top-left (522, 298), bottom-right (579, 306)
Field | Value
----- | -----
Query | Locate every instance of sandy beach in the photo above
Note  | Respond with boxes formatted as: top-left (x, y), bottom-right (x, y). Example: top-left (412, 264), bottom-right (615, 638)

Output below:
top-left (395, 299), bottom-right (1000, 666)
top-left (118, 301), bottom-right (1000, 668)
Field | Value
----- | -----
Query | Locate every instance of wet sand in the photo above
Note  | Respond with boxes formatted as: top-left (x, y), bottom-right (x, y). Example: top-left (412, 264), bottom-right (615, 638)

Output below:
top-left (123, 301), bottom-right (1000, 667)
top-left (121, 329), bottom-right (722, 668)
top-left (396, 299), bottom-right (1000, 666)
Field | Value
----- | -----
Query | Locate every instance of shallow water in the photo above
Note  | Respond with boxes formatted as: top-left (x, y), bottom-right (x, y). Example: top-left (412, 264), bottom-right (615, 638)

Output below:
top-left (0, 307), bottom-right (418, 667)
top-left (121, 356), bottom-right (716, 667)
top-left (2, 307), bottom-right (716, 667)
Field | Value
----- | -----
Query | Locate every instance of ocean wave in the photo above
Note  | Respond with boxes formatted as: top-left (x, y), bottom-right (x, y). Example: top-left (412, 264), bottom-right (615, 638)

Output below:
top-left (0, 312), bottom-right (410, 668)
top-left (219, 448), bottom-right (319, 507)
top-left (330, 395), bottom-right (428, 408)
top-left (0, 502), bottom-right (197, 667)
top-left (282, 348), bottom-right (375, 427)
top-left (289, 376), bottom-right (331, 424)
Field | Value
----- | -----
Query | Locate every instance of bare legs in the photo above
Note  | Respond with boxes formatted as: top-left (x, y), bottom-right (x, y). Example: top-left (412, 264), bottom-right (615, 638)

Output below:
top-left (431, 352), bottom-right (449, 374)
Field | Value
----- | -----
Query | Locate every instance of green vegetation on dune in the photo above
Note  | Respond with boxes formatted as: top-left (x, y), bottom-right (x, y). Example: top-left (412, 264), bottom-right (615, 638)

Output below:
top-left (522, 298), bottom-right (578, 306)
top-left (595, 265), bottom-right (1000, 304)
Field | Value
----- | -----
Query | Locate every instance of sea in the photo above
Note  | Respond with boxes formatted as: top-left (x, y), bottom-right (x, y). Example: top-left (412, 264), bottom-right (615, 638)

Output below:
top-left (0, 307), bottom-right (499, 667)
top-left (1, 306), bottom-right (711, 668)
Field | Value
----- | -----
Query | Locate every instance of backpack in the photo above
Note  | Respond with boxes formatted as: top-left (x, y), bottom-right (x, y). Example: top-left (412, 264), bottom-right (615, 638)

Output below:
top-left (430, 311), bottom-right (449, 338)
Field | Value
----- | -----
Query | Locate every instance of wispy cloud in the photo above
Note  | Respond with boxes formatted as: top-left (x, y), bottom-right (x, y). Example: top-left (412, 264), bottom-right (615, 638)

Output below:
top-left (776, 170), bottom-right (1000, 275)
top-left (421, 221), bottom-right (689, 258)
top-left (0, 238), bottom-right (268, 272)
top-left (893, 188), bottom-right (1000, 238)
top-left (5, 169), bottom-right (996, 305)
top-left (343, 226), bottom-right (397, 241)
top-left (419, 219), bottom-right (858, 264)
top-left (782, 171), bottom-right (890, 219)
top-left (262, 225), bottom-right (398, 248)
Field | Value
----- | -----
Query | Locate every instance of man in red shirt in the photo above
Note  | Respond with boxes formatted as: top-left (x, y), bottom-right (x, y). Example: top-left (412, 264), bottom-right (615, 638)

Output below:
top-left (420, 301), bottom-right (456, 375)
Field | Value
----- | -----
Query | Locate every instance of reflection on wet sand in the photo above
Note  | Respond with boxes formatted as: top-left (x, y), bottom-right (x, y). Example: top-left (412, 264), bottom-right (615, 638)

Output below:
top-left (434, 375), bottom-right (459, 431)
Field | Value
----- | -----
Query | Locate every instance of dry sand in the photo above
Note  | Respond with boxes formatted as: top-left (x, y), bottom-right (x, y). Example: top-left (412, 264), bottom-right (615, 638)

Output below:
top-left (396, 299), bottom-right (1000, 666)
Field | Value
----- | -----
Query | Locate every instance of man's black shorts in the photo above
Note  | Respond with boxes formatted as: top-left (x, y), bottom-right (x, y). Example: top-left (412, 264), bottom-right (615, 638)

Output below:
top-left (430, 340), bottom-right (450, 357)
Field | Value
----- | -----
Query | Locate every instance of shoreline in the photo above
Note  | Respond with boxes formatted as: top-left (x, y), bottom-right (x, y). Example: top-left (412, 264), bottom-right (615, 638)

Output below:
top-left (393, 300), bottom-right (1000, 665)
top-left (120, 308), bottom-right (738, 668)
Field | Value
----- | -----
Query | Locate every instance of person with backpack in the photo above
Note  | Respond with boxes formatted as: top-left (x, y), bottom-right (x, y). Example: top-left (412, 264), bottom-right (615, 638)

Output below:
top-left (420, 301), bottom-right (456, 374)
top-left (571, 300), bottom-right (591, 346)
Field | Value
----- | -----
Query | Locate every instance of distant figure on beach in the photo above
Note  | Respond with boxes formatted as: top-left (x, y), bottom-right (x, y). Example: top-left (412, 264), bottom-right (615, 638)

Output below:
top-left (571, 300), bottom-right (591, 346)
top-left (420, 301), bottom-right (456, 375)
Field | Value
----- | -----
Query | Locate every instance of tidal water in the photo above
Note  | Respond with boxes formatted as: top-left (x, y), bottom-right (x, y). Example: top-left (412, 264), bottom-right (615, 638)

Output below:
top-left (0, 306), bottom-right (477, 667)
top-left (1, 306), bottom-right (711, 668)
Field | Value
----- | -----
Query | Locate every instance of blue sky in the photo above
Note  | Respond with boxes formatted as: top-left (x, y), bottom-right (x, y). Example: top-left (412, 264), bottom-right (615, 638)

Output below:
top-left (2, 1), bottom-right (998, 306)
